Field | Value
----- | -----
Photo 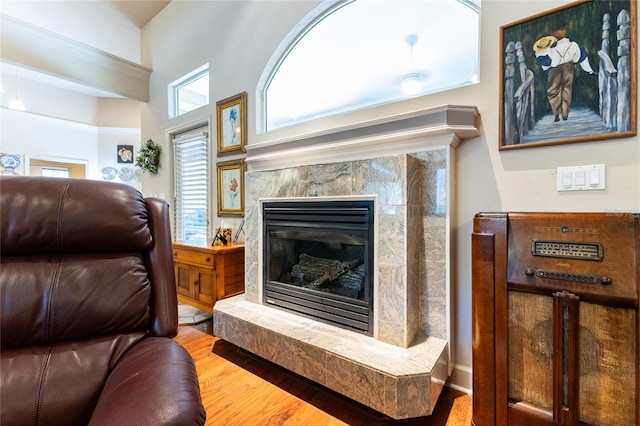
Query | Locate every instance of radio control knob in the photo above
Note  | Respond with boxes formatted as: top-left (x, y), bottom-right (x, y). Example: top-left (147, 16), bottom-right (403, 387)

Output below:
top-left (599, 276), bottom-right (612, 285)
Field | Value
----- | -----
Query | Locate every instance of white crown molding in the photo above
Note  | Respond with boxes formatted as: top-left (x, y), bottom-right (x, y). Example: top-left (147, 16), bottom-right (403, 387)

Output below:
top-left (0, 14), bottom-right (151, 101)
top-left (246, 104), bottom-right (479, 171)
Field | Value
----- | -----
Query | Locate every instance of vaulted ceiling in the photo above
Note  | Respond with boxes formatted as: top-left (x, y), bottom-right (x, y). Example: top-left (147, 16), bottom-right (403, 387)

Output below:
top-left (0, 1), bottom-right (169, 100)
top-left (103, 0), bottom-right (170, 28)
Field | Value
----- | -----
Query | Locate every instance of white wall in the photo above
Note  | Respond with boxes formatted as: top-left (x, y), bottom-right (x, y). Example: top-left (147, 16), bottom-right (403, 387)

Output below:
top-left (1, 108), bottom-right (100, 178)
top-left (141, 0), bottom-right (639, 392)
top-left (1, 57), bottom-right (143, 189)
top-left (97, 128), bottom-right (142, 191)
top-left (0, 107), bottom-right (141, 190)
top-left (0, 71), bottom-right (100, 124)
top-left (141, 0), bottom-right (319, 213)
top-left (0, 69), bottom-right (143, 126)
top-left (454, 0), bottom-right (639, 389)
top-left (0, 1), bottom-right (142, 63)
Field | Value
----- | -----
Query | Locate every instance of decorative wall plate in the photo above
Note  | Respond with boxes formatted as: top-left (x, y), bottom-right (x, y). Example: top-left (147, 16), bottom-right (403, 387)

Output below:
top-left (0, 154), bottom-right (21, 171)
top-left (118, 167), bottom-right (133, 182)
top-left (101, 166), bottom-right (117, 181)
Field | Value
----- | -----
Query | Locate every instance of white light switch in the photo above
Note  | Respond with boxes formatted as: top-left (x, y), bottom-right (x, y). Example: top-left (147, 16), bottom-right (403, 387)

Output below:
top-left (557, 164), bottom-right (605, 191)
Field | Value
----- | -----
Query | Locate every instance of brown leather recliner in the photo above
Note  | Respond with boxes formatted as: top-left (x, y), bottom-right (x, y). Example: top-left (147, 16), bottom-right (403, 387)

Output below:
top-left (0, 176), bottom-right (206, 426)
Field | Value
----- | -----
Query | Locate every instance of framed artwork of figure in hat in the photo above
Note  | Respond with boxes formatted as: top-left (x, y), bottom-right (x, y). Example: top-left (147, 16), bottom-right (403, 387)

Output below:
top-left (499, 0), bottom-right (636, 150)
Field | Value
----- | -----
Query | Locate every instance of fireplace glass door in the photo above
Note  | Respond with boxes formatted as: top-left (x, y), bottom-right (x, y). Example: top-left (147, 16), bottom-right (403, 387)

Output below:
top-left (263, 200), bottom-right (374, 335)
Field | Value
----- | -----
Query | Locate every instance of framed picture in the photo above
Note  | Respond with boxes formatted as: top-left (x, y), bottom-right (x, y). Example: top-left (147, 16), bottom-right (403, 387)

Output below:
top-left (216, 92), bottom-right (247, 156)
top-left (117, 144), bottom-right (134, 163)
top-left (217, 159), bottom-right (244, 217)
top-left (499, 0), bottom-right (636, 150)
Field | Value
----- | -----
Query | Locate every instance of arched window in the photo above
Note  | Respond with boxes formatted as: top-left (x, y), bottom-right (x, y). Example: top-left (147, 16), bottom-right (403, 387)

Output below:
top-left (262, 0), bottom-right (480, 131)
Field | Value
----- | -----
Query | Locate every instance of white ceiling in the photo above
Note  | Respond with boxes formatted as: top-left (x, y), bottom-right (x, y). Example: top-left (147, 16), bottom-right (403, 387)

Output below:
top-left (104, 0), bottom-right (170, 28)
top-left (1, 0), bottom-right (170, 99)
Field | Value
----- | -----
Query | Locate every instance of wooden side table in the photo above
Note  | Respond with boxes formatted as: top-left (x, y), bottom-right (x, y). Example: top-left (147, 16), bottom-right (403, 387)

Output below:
top-left (173, 240), bottom-right (244, 312)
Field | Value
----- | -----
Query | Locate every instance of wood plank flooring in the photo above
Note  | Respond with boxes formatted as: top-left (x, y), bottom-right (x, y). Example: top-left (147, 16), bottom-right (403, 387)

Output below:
top-left (174, 323), bottom-right (472, 425)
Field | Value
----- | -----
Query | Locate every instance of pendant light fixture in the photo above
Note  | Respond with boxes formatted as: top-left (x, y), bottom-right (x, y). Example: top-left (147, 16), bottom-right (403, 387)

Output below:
top-left (401, 34), bottom-right (422, 97)
top-left (9, 66), bottom-right (26, 111)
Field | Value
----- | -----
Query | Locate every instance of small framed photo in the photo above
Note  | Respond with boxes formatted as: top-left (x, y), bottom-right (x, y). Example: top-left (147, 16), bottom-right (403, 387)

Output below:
top-left (216, 92), bottom-right (247, 156)
top-left (499, 0), bottom-right (636, 150)
top-left (117, 145), bottom-right (134, 163)
top-left (217, 159), bottom-right (244, 217)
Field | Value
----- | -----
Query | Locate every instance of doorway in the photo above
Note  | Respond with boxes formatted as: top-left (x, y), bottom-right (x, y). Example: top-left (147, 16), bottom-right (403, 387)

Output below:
top-left (28, 158), bottom-right (86, 179)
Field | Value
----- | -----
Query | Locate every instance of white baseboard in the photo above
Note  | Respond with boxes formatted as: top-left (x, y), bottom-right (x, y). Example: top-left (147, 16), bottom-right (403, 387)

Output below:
top-left (447, 364), bottom-right (472, 394)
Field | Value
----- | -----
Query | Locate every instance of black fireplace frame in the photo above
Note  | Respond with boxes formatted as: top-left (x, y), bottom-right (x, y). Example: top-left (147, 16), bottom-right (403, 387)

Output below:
top-left (262, 199), bottom-right (374, 335)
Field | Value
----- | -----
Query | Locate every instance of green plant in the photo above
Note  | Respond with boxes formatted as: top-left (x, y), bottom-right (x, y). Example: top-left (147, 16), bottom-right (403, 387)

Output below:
top-left (135, 139), bottom-right (161, 174)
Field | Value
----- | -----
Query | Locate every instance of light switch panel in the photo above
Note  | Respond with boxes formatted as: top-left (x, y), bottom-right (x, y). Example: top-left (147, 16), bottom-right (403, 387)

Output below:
top-left (557, 164), bottom-right (605, 191)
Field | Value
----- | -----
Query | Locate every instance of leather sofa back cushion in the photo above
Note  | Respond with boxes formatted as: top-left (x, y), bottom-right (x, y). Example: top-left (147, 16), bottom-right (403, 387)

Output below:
top-left (0, 176), bottom-right (152, 255)
top-left (1, 253), bottom-right (150, 349)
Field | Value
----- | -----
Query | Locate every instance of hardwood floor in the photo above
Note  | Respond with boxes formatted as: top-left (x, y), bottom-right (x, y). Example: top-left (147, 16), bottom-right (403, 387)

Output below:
top-left (174, 322), bottom-right (472, 425)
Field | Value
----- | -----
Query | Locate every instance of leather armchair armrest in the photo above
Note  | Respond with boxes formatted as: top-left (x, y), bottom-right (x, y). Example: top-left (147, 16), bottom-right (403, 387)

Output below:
top-left (89, 338), bottom-right (205, 426)
top-left (145, 197), bottom-right (179, 337)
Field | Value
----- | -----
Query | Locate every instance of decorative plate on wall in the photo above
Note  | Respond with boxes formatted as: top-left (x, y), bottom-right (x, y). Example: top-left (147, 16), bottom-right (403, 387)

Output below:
top-left (118, 167), bottom-right (134, 182)
top-left (101, 166), bottom-right (117, 181)
top-left (0, 154), bottom-right (21, 174)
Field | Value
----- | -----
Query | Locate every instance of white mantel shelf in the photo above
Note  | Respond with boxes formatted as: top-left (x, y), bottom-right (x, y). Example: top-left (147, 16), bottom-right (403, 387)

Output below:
top-left (246, 104), bottom-right (479, 172)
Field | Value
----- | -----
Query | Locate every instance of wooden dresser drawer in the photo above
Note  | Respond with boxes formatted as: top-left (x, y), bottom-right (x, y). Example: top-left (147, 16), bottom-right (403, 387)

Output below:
top-left (173, 248), bottom-right (214, 268)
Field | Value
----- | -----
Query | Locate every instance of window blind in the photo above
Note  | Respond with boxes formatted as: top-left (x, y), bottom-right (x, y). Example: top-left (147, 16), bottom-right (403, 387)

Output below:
top-left (174, 127), bottom-right (208, 242)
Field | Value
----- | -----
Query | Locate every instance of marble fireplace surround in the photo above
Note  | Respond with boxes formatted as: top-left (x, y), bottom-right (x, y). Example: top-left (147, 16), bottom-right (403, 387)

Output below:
top-left (213, 105), bottom-right (479, 419)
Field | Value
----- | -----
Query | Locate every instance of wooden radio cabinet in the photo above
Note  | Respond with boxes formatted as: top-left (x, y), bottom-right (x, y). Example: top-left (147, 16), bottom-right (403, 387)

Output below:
top-left (173, 241), bottom-right (244, 312)
top-left (472, 213), bottom-right (639, 425)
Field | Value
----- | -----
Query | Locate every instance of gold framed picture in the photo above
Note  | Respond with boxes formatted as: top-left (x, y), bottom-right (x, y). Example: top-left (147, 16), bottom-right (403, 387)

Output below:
top-left (217, 159), bottom-right (244, 217)
top-left (216, 92), bottom-right (247, 156)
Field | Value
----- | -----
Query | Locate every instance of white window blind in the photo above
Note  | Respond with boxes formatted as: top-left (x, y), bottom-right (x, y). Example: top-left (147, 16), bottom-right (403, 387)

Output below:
top-left (174, 127), bottom-right (209, 242)
top-left (41, 167), bottom-right (70, 178)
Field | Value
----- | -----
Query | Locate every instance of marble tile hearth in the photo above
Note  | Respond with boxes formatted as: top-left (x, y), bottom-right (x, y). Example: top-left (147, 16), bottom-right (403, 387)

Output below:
top-left (214, 296), bottom-right (448, 419)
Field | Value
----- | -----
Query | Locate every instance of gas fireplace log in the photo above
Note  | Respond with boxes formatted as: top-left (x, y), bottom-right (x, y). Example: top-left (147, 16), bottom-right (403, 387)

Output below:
top-left (338, 266), bottom-right (365, 288)
top-left (291, 254), bottom-right (362, 288)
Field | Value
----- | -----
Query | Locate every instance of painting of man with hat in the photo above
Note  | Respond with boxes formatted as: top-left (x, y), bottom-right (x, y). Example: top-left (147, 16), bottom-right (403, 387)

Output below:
top-left (499, 0), bottom-right (635, 149)
top-left (534, 29), bottom-right (595, 122)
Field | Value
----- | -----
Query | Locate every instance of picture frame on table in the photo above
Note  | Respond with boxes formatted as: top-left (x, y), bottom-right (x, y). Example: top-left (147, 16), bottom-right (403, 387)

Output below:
top-left (216, 92), bottom-right (247, 156)
top-left (217, 159), bottom-right (244, 217)
top-left (499, 0), bottom-right (636, 150)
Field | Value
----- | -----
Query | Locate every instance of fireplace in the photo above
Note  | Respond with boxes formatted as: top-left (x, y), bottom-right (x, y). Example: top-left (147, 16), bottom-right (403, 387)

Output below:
top-left (213, 105), bottom-right (479, 419)
top-left (262, 199), bottom-right (374, 335)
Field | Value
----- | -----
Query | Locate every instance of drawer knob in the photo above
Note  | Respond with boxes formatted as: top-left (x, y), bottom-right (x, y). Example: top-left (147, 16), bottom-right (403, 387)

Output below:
top-left (206, 257), bottom-right (211, 262)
